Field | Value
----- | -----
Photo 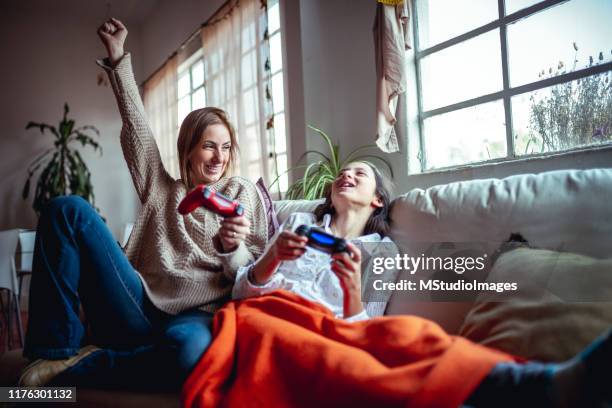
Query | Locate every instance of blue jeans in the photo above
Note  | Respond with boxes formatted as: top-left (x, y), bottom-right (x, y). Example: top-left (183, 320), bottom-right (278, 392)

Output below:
top-left (23, 196), bottom-right (213, 390)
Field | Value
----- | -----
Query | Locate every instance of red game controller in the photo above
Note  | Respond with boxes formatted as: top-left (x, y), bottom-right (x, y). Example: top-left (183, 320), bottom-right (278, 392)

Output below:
top-left (178, 185), bottom-right (244, 217)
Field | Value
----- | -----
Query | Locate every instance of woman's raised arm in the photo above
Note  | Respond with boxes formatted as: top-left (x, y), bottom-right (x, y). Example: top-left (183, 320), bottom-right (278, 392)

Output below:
top-left (96, 18), bottom-right (172, 203)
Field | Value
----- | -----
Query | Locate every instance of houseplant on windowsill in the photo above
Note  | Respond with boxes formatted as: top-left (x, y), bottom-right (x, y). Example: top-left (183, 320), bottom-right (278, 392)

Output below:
top-left (272, 125), bottom-right (393, 200)
top-left (22, 103), bottom-right (103, 215)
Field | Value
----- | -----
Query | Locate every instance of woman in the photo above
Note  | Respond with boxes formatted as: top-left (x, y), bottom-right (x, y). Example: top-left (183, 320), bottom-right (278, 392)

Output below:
top-left (183, 161), bottom-right (611, 407)
top-left (19, 18), bottom-right (268, 390)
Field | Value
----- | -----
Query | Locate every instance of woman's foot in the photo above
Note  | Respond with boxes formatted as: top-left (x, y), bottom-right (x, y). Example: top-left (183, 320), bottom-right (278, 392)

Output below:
top-left (467, 329), bottom-right (612, 408)
top-left (18, 345), bottom-right (101, 387)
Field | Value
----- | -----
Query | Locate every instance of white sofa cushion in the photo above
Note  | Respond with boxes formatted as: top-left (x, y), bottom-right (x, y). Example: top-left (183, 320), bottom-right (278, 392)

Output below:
top-left (273, 199), bottom-right (324, 225)
top-left (459, 247), bottom-right (612, 361)
top-left (388, 168), bottom-right (612, 259)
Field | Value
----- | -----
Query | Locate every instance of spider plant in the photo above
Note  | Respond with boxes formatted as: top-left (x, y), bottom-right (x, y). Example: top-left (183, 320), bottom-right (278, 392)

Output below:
top-left (271, 125), bottom-right (393, 200)
top-left (22, 103), bottom-right (103, 215)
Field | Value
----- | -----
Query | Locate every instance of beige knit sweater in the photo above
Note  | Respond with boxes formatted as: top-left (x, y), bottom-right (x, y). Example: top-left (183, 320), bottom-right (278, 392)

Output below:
top-left (98, 54), bottom-right (268, 314)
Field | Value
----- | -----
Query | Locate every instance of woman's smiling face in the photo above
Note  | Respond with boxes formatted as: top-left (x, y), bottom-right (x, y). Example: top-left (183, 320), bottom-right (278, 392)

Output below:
top-left (188, 124), bottom-right (231, 185)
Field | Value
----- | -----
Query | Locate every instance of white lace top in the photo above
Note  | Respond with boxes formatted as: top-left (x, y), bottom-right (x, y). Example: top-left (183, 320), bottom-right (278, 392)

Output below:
top-left (232, 212), bottom-right (398, 322)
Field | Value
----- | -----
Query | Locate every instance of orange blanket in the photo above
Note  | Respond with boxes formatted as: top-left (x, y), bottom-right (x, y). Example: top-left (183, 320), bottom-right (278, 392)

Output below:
top-left (182, 291), bottom-right (514, 408)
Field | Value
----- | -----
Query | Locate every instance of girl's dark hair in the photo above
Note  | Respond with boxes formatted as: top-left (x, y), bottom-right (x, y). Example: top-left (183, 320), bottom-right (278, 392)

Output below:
top-left (314, 163), bottom-right (393, 236)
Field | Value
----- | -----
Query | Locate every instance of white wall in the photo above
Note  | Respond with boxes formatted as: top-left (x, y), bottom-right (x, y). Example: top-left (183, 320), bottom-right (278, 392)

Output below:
top-left (0, 4), bottom-right (143, 240)
top-left (294, 0), bottom-right (612, 195)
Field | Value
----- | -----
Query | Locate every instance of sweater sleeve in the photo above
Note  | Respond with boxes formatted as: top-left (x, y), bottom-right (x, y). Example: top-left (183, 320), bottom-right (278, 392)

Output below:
top-left (215, 177), bottom-right (269, 281)
top-left (232, 263), bottom-right (288, 300)
top-left (97, 53), bottom-right (173, 204)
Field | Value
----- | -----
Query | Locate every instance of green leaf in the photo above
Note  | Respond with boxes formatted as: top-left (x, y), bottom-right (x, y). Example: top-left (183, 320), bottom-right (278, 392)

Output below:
top-left (72, 132), bottom-right (103, 154)
top-left (26, 122), bottom-right (60, 138)
top-left (296, 150), bottom-right (331, 165)
top-left (74, 125), bottom-right (100, 136)
top-left (307, 125), bottom-right (338, 170)
top-left (59, 120), bottom-right (75, 139)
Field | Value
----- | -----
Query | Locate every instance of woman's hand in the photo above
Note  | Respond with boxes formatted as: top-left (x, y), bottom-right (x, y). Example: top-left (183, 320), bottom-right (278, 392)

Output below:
top-left (218, 215), bottom-right (251, 253)
top-left (97, 17), bottom-right (128, 66)
top-left (331, 242), bottom-right (364, 318)
top-left (250, 231), bottom-right (308, 285)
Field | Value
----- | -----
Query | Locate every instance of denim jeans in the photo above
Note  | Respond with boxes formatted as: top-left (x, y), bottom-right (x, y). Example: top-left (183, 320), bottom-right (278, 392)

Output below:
top-left (23, 196), bottom-right (213, 390)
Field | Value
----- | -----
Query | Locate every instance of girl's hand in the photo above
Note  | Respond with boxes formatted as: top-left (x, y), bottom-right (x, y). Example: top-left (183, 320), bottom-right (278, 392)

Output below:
top-left (331, 242), bottom-right (364, 318)
top-left (269, 230), bottom-right (308, 262)
top-left (97, 17), bottom-right (128, 66)
top-left (218, 215), bottom-right (251, 253)
top-left (250, 230), bottom-right (307, 285)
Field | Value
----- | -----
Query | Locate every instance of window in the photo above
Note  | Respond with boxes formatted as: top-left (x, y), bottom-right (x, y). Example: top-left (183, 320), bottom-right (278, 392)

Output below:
top-left (412, 0), bottom-right (612, 171)
top-left (178, 50), bottom-right (206, 125)
top-left (267, 0), bottom-right (289, 193)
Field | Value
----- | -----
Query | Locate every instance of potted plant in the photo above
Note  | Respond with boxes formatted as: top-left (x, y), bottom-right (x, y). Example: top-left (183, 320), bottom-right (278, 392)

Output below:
top-left (22, 103), bottom-right (103, 215)
top-left (272, 125), bottom-right (393, 200)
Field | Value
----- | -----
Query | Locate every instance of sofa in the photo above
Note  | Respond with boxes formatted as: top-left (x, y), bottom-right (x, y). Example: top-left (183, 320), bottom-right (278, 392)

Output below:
top-left (2, 167), bottom-right (611, 407)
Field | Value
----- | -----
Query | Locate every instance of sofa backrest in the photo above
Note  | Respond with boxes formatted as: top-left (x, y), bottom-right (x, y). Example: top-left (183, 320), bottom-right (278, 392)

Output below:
top-left (388, 168), bottom-right (612, 333)
top-left (389, 168), bottom-right (612, 259)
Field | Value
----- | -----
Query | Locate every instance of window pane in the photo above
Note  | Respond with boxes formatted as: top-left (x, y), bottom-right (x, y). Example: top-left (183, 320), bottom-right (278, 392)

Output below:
top-left (192, 87), bottom-right (206, 110)
top-left (417, 0), bottom-right (498, 48)
top-left (270, 33), bottom-right (283, 73)
top-left (268, 0), bottom-right (281, 33)
top-left (424, 100), bottom-right (507, 169)
top-left (178, 95), bottom-right (191, 125)
top-left (271, 72), bottom-right (284, 113)
top-left (421, 30), bottom-right (502, 111)
top-left (241, 50), bottom-right (257, 90)
top-left (178, 73), bottom-right (190, 98)
top-left (247, 161), bottom-right (263, 181)
top-left (242, 21), bottom-right (256, 54)
top-left (191, 60), bottom-right (204, 88)
top-left (272, 112), bottom-right (286, 153)
top-left (243, 88), bottom-right (259, 126)
top-left (244, 125), bottom-right (261, 160)
top-left (505, 0), bottom-right (542, 15)
top-left (512, 71), bottom-right (612, 156)
top-left (507, 0), bottom-right (612, 87)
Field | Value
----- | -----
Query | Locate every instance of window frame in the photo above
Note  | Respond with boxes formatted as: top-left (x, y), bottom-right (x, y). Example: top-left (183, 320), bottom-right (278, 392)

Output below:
top-left (177, 49), bottom-right (206, 126)
top-left (411, 0), bottom-right (612, 173)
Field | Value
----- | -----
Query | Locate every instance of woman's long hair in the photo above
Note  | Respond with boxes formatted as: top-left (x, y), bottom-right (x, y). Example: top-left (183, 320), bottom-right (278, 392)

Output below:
top-left (314, 163), bottom-right (393, 236)
top-left (177, 107), bottom-right (239, 188)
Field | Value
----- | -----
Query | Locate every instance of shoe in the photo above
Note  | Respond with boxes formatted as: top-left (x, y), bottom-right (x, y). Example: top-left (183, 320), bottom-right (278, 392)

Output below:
top-left (18, 345), bottom-right (101, 387)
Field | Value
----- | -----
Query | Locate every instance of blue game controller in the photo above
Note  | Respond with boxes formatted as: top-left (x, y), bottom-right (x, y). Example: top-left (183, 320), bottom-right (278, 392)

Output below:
top-left (295, 225), bottom-right (349, 254)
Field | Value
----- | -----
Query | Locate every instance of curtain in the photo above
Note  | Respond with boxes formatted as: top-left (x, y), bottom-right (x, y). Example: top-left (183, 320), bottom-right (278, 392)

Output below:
top-left (201, 0), bottom-right (276, 184)
top-left (374, 0), bottom-right (412, 153)
top-left (143, 55), bottom-right (179, 178)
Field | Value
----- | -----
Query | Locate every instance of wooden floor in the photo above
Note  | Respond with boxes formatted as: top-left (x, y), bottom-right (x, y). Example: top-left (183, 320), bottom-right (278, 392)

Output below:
top-left (0, 300), bottom-right (27, 355)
